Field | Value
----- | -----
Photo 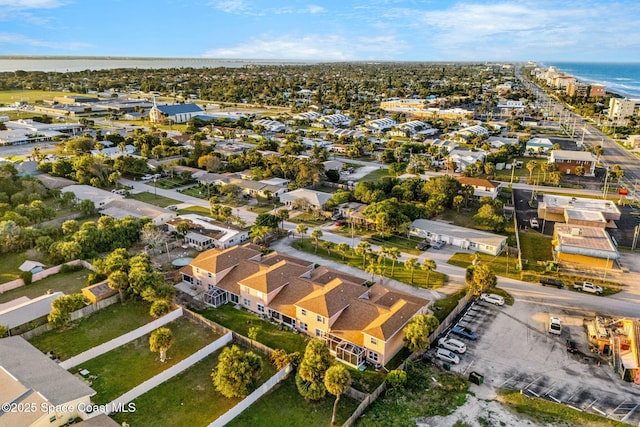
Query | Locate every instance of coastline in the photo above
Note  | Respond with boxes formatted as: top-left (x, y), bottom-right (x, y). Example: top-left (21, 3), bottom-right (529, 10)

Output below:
top-left (540, 61), bottom-right (640, 98)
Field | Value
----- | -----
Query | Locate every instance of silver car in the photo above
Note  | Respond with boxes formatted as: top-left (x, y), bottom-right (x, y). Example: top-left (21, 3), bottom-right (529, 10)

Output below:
top-left (436, 347), bottom-right (460, 364)
top-left (438, 337), bottom-right (467, 354)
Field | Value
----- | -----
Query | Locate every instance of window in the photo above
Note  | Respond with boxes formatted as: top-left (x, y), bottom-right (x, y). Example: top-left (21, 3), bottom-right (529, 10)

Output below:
top-left (196, 280), bottom-right (202, 286)
top-left (315, 328), bottom-right (325, 338)
top-left (243, 298), bottom-right (251, 308)
top-left (257, 303), bottom-right (265, 313)
top-left (230, 294), bottom-right (239, 303)
top-left (370, 337), bottom-right (377, 345)
top-left (299, 322), bottom-right (308, 331)
top-left (368, 351), bottom-right (379, 362)
top-left (316, 315), bottom-right (324, 323)
top-left (301, 309), bottom-right (307, 316)
top-left (208, 272), bottom-right (212, 278)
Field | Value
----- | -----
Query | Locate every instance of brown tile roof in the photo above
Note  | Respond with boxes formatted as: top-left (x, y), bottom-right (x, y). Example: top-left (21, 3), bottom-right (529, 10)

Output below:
top-left (239, 260), bottom-right (309, 294)
top-left (190, 244), bottom-right (262, 274)
top-left (296, 278), bottom-right (366, 318)
top-left (261, 251), bottom-right (313, 268)
top-left (329, 300), bottom-right (382, 346)
top-left (363, 299), bottom-right (423, 341)
top-left (215, 259), bottom-right (261, 296)
top-left (268, 277), bottom-right (315, 318)
top-left (309, 266), bottom-right (366, 286)
top-left (457, 176), bottom-right (499, 189)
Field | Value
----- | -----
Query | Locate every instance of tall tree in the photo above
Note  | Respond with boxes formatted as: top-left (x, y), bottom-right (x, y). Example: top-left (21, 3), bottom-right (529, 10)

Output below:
top-left (324, 365), bottom-right (352, 426)
top-left (403, 314), bottom-right (440, 353)
top-left (275, 208), bottom-right (289, 229)
top-left (404, 257), bottom-right (419, 284)
top-left (386, 247), bottom-right (401, 277)
top-left (249, 225), bottom-right (270, 245)
top-left (336, 242), bottom-right (350, 261)
top-left (212, 345), bottom-right (264, 398)
top-left (355, 241), bottom-right (371, 269)
top-left (310, 229), bottom-right (323, 253)
top-left (420, 258), bottom-right (437, 287)
top-left (296, 339), bottom-right (332, 401)
top-left (468, 264), bottom-right (497, 295)
top-left (296, 223), bottom-right (308, 241)
top-left (108, 270), bottom-right (129, 303)
top-left (149, 327), bottom-right (174, 363)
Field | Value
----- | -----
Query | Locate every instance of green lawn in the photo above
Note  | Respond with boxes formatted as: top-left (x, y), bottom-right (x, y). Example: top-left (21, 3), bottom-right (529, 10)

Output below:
top-left (292, 239), bottom-right (447, 289)
top-left (448, 252), bottom-right (521, 281)
top-left (155, 177), bottom-right (196, 189)
top-left (519, 230), bottom-right (554, 272)
top-left (289, 212), bottom-right (329, 226)
top-left (0, 89), bottom-right (90, 105)
top-left (0, 251), bottom-right (30, 284)
top-left (227, 373), bottom-right (359, 427)
top-left (195, 304), bottom-right (308, 354)
top-left (357, 359), bottom-right (468, 426)
top-left (79, 316), bottom-right (220, 404)
top-left (0, 268), bottom-right (90, 304)
top-left (359, 168), bottom-right (390, 183)
top-left (29, 301), bottom-right (153, 361)
top-left (128, 191), bottom-right (181, 208)
top-left (366, 233), bottom-right (424, 255)
top-left (112, 346), bottom-right (275, 427)
top-left (178, 205), bottom-right (212, 217)
top-left (431, 288), bottom-right (469, 323)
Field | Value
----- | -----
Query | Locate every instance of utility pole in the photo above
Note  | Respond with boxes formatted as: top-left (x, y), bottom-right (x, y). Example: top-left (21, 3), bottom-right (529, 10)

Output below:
top-left (509, 160), bottom-right (516, 188)
top-left (603, 167), bottom-right (610, 199)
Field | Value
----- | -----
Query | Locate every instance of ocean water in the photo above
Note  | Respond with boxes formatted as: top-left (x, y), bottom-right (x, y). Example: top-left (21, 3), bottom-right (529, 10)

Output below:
top-left (0, 57), bottom-right (316, 73)
top-left (543, 61), bottom-right (640, 98)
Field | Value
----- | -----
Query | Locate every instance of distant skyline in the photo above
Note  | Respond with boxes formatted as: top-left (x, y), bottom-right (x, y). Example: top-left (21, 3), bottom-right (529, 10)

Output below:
top-left (1, 0), bottom-right (639, 62)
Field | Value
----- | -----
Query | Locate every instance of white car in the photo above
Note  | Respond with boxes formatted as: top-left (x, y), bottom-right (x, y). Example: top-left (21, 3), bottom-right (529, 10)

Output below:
top-left (436, 347), bottom-right (460, 364)
top-left (479, 293), bottom-right (505, 306)
top-left (438, 337), bottom-right (467, 354)
top-left (549, 317), bottom-right (562, 335)
top-left (530, 218), bottom-right (539, 228)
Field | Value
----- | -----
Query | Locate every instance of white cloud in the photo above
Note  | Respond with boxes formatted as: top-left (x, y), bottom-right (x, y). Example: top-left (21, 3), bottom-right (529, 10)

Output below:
top-left (307, 4), bottom-right (325, 14)
top-left (209, 0), bottom-right (252, 14)
top-left (0, 32), bottom-right (90, 50)
top-left (203, 31), bottom-right (411, 60)
top-left (0, 0), bottom-right (65, 9)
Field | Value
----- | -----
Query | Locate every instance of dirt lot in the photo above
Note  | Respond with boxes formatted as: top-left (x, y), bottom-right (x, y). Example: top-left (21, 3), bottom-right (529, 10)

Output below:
top-left (425, 299), bottom-right (640, 425)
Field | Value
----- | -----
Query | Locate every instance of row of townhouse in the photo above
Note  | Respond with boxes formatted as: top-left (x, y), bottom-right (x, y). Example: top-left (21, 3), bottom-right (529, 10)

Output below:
top-left (180, 244), bottom-right (429, 367)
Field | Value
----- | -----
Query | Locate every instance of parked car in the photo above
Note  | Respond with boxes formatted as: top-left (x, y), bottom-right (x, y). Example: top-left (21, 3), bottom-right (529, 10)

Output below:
top-left (479, 293), bottom-right (505, 306)
top-left (540, 277), bottom-right (564, 288)
top-left (438, 337), bottom-right (467, 354)
top-left (436, 347), bottom-right (460, 365)
top-left (451, 325), bottom-right (477, 340)
top-left (530, 218), bottom-right (539, 229)
top-left (416, 240), bottom-right (431, 250)
top-left (549, 317), bottom-right (562, 335)
top-left (432, 240), bottom-right (446, 249)
top-left (167, 205), bottom-right (178, 211)
top-left (573, 281), bottom-right (603, 294)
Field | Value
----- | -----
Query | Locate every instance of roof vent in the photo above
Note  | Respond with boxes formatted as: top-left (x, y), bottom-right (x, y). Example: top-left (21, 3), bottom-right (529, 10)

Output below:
top-left (570, 227), bottom-right (581, 236)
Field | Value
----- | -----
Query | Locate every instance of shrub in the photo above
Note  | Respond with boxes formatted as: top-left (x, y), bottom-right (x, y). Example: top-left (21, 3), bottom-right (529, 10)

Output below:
top-left (60, 263), bottom-right (84, 273)
top-left (149, 300), bottom-right (171, 318)
top-left (20, 271), bottom-right (32, 285)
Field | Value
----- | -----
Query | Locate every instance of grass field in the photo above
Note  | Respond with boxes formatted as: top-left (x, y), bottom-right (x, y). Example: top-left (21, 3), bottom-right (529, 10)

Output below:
top-left (518, 230), bottom-right (554, 272)
top-left (448, 251), bottom-right (521, 281)
top-left (79, 316), bottom-right (220, 404)
top-left (0, 268), bottom-right (90, 304)
top-left (0, 90), bottom-right (90, 105)
top-left (29, 301), bottom-right (153, 361)
top-left (0, 252), bottom-right (30, 285)
top-left (292, 238), bottom-right (447, 289)
top-left (112, 347), bottom-right (275, 427)
top-left (195, 304), bottom-right (308, 354)
top-left (366, 233), bottom-right (424, 256)
top-left (227, 373), bottom-right (359, 427)
top-left (359, 168), bottom-right (390, 183)
top-left (128, 191), bottom-right (181, 208)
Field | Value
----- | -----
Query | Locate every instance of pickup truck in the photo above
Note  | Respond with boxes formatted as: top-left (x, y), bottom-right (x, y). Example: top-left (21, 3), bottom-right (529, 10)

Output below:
top-left (573, 281), bottom-right (603, 294)
top-left (540, 278), bottom-right (564, 288)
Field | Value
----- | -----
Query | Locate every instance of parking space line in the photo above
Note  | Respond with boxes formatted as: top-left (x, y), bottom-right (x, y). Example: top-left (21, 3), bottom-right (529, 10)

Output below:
top-left (621, 404), bottom-right (639, 423)
top-left (548, 394), bottom-right (561, 403)
top-left (591, 406), bottom-right (606, 416)
top-left (586, 398), bottom-right (599, 410)
top-left (499, 375), bottom-right (515, 387)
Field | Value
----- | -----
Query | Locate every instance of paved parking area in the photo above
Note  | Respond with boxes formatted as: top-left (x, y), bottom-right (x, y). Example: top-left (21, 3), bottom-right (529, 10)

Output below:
top-left (427, 299), bottom-right (640, 424)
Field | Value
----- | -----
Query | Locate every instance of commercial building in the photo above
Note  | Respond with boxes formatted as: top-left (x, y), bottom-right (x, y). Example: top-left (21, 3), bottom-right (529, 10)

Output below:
top-left (410, 219), bottom-right (507, 256)
top-left (537, 194), bottom-right (621, 225)
top-left (549, 150), bottom-right (598, 176)
top-left (552, 224), bottom-right (620, 269)
top-left (149, 103), bottom-right (204, 124)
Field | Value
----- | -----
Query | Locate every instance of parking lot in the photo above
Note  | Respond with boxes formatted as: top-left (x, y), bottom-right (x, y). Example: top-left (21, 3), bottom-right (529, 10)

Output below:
top-left (428, 299), bottom-right (640, 424)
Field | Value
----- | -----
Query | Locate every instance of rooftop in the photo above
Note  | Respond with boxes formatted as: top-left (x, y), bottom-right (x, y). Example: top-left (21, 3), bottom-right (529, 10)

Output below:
top-left (554, 224), bottom-right (620, 259)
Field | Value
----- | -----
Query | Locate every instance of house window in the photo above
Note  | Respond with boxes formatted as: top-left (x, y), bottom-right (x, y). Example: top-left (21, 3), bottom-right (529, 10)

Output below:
top-left (315, 328), bottom-right (325, 338)
top-left (196, 268), bottom-right (200, 273)
top-left (230, 294), bottom-right (239, 303)
top-left (301, 309), bottom-right (307, 316)
top-left (370, 337), bottom-right (377, 345)
top-left (243, 299), bottom-right (251, 307)
top-left (208, 272), bottom-right (212, 278)
top-left (316, 315), bottom-right (324, 323)
top-left (368, 351), bottom-right (379, 362)
top-left (196, 280), bottom-right (202, 286)
top-left (300, 322), bottom-right (308, 331)
top-left (257, 303), bottom-right (265, 313)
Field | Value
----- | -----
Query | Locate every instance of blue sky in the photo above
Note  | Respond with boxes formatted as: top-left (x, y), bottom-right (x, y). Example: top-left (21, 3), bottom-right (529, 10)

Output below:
top-left (1, 0), bottom-right (639, 61)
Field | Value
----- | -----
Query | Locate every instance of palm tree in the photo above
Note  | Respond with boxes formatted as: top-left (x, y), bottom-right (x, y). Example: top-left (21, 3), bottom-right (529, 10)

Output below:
top-left (336, 243), bottom-right (350, 260)
top-left (324, 365), bottom-right (352, 426)
top-left (310, 229), bottom-right (323, 253)
top-left (276, 208), bottom-right (289, 229)
top-left (250, 225), bottom-right (270, 245)
top-left (526, 160), bottom-right (538, 182)
top-left (296, 224), bottom-right (308, 241)
top-left (404, 257), bottom-right (419, 284)
top-left (421, 258), bottom-right (437, 287)
top-left (356, 241), bottom-right (371, 270)
top-left (149, 327), bottom-right (174, 363)
top-left (386, 247), bottom-right (401, 277)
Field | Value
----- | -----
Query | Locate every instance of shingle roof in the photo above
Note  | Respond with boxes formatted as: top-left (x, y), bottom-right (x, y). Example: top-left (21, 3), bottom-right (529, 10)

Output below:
top-left (190, 244), bottom-right (261, 274)
top-left (0, 337), bottom-right (95, 406)
top-left (239, 260), bottom-right (309, 294)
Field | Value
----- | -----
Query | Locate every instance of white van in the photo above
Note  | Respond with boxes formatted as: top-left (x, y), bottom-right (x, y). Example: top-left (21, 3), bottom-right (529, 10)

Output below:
top-left (549, 317), bottom-right (562, 335)
top-left (436, 348), bottom-right (460, 364)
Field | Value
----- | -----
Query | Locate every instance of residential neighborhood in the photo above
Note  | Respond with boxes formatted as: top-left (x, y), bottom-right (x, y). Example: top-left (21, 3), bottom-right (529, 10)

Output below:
top-left (1, 60), bottom-right (640, 427)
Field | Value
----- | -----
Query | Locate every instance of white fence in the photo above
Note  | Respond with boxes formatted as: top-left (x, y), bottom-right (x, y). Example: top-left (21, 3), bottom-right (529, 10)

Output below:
top-left (0, 259), bottom-right (94, 293)
top-left (89, 332), bottom-right (234, 418)
top-left (59, 308), bottom-right (184, 369)
top-left (209, 364), bottom-right (293, 427)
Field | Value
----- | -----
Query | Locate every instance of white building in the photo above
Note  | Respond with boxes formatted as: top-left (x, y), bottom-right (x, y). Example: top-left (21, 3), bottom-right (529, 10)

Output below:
top-left (367, 118), bottom-right (397, 132)
top-left (280, 188), bottom-right (332, 210)
top-left (149, 103), bottom-right (204, 124)
top-left (99, 199), bottom-right (177, 226)
top-left (167, 214), bottom-right (249, 250)
top-left (410, 219), bottom-right (507, 255)
top-left (61, 185), bottom-right (123, 209)
top-left (318, 114), bottom-right (352, 128)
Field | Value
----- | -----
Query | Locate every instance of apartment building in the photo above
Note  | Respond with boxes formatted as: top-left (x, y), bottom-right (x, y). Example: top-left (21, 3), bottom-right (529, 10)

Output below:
top-left (180, 244), bottom-right (429, 367)
top-left (608, 98), bottom-right (640, 121)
